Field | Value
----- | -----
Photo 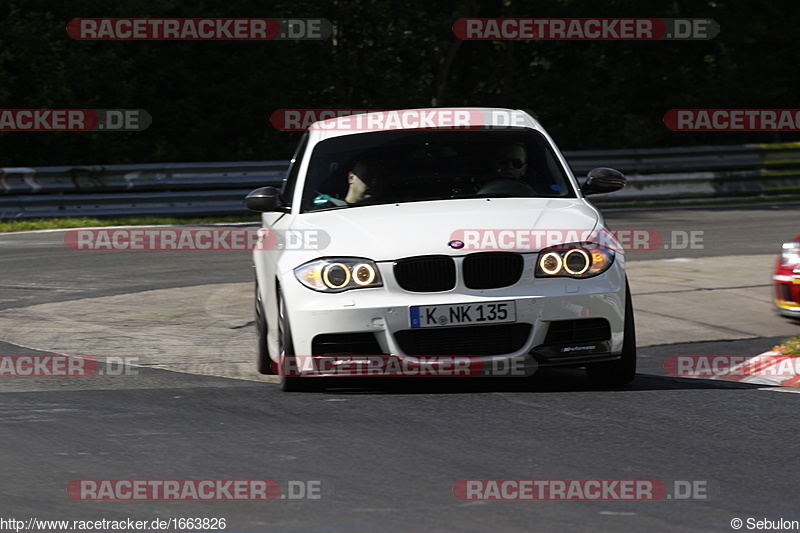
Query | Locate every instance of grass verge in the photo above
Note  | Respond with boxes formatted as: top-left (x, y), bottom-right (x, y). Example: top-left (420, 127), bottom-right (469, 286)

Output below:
top-left (595, 193), bottom-right (800, 210)
top-left (774, 336), bottom-right (800, 356)
top-left (0, 215), bottom-right (261, 233)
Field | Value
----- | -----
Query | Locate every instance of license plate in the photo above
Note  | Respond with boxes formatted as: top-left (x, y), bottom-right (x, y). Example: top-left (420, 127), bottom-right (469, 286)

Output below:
top-left (409, 301), bottom-right (516, 328)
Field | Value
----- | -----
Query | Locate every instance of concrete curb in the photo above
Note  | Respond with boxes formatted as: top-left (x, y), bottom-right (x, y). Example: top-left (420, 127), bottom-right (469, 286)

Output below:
top-left (719, 350), bottom-right (800, 387)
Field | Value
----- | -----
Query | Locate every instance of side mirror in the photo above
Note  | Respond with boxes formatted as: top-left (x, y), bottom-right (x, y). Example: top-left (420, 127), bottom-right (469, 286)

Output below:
top-left (244, 187), bottom-right (289, 212)
top-left (580, 167), bottom-right (626, 196)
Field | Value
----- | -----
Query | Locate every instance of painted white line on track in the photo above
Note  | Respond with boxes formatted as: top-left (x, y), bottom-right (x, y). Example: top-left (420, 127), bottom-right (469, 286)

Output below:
top-left (757, 387), bottom-right (800, 394)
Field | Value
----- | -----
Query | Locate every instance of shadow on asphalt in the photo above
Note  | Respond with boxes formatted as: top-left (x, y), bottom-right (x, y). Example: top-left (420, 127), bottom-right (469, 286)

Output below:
top-left (300, 368), bottom-right (766, 395)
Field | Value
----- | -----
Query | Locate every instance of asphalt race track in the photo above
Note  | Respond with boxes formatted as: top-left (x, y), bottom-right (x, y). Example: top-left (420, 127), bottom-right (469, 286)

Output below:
top-left (1, 203), bottom-right (800, 532)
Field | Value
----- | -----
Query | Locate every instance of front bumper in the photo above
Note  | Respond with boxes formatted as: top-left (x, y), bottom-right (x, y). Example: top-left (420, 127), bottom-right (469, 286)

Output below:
top-left (774, 269), bottom-right (800, 318)
top-left (278, 257), bottom-right (627, 377)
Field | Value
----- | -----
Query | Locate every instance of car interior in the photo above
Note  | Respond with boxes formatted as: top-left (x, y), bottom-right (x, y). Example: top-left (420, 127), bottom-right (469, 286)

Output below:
top-left (302, 129), bottom-right (574, 212)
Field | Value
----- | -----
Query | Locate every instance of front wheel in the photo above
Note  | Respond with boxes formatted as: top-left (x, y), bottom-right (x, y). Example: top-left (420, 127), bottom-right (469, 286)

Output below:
top-left (585, 279), bottom-right (636, 387)
top-left (255, 280), bottom-right (274, 375)
top-left (276, 286), bottom-right (326, 392)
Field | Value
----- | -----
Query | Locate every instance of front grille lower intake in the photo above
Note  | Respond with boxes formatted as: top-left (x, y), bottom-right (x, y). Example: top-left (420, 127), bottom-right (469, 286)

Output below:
top-left (312, 333), bottom-right (384, 355)
top-left (543, 318), bottom-right (611, 344)
top-left (395, 323), bottom-right (531, 356)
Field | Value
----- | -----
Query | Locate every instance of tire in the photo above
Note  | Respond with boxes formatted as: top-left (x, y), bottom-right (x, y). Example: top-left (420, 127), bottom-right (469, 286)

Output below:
top-left (585, 279), bottom-right (637, 387)
top-left (276, 286), bottom-right (325, 392)
top-left (255, 280), bottom-right (274, 375)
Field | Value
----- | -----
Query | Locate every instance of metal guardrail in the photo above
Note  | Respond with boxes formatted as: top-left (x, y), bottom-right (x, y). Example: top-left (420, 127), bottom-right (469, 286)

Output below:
top-left (567, 143), bottom-right (800, 203)
top-left (2, 142), bottom-right (800, 218)
top-left (0, 161), bottom-right (288, 218)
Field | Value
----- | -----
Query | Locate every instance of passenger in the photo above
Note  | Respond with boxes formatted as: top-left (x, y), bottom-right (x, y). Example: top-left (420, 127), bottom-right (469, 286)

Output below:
top-left (344, 158), bottom-right (385, 204)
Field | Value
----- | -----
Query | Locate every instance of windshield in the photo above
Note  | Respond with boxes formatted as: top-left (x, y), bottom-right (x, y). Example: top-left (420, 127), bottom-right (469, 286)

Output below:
top-left (300, 128), bottom-right (576, 213)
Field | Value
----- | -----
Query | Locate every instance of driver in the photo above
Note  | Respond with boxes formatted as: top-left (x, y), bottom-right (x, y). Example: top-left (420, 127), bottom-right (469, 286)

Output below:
top-left (491, 143), bottom-right (528, 180)
top-left (477, 143), bottom-right (536, 196)
top-left (312, 157), bottom-right (386, 209)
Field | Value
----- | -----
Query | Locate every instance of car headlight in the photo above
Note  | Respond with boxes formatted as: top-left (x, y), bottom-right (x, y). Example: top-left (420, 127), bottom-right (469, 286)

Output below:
top-left (535, 242), bottom-right (615, 279)
top-left (781, 241), bottom-right (800, 267)
top-left (294, 258), bottom-right (383, 292)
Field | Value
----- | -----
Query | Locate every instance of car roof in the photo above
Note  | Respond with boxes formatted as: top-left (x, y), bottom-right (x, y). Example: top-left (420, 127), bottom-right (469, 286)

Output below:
top-left (307, 107), bottom-right (544, 142)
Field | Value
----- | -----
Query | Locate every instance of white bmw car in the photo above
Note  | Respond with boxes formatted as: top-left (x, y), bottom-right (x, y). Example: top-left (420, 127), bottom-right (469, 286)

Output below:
top-left (247, 108), bottom-right (635, 391)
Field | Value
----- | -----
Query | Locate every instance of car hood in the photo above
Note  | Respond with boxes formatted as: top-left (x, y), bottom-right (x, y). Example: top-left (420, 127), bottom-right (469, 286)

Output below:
top-left (293, 198), bottom-right (601, 261)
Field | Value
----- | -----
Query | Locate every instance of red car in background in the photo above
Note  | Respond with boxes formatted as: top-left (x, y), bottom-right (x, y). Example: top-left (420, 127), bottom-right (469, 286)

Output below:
top-left (775, 237), bottom-right (800, 318)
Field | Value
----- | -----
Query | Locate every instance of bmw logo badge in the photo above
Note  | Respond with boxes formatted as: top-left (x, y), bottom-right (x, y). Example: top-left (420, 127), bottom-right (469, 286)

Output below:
top-left (448, 240), bottom-right (465, 249)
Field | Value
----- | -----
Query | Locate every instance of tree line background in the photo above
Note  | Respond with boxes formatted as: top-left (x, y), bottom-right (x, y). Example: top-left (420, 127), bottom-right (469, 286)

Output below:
top-left (1, 0), bottom-right (798, 166)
